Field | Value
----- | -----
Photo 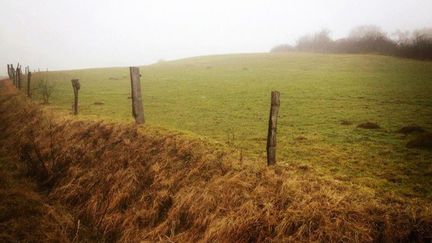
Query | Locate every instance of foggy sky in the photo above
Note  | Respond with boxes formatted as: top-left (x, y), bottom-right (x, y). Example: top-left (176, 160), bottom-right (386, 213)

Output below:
top-left (1, 0), bottom-right (432, 74)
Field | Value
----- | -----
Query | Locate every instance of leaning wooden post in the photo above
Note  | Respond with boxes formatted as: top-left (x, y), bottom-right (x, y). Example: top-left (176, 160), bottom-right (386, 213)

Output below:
top-left (71, 79), bottom-right (80, 115)
top-left (27, 72), bottom-right (32, 97)
top-left (266, 91), bottom-right (280, 166)
top-left (129, 67), bottom-right (145, 124)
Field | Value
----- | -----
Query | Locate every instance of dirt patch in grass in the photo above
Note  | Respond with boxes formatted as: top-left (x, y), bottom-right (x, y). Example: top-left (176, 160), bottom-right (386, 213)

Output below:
top-left (340, 120), bottom-right (353, 125)
top-left (93, 101), bottom-right (105, 105)
top-left (406, 133), bottom-right (432, 150)
top-left (357, 122), bottom-right (380, 129)
top-left (397, 125), bottom-right (426, 135)
top-left (295, 136), bottom-right (307, 141)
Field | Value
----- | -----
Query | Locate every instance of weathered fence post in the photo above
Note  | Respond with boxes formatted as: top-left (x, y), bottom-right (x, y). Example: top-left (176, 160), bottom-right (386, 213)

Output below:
top-left (266, 91), bottom-right (280, 166)
top-left (129, 67), bottom-right (145, 124)
top-left (10, 65), bottom-right (16, 86)
top-left (14, 65), bottom-right (18, 87)
top-left (27, 72), bottom-right (32, 97)
top-left (16, 64), bottom-right (22, 89)
top-left (18, 67), bottom-right (22, 90)
top-left (71, 79), bottom-right (80, 115)
top-left (7, 64), bottom-right (11, 79)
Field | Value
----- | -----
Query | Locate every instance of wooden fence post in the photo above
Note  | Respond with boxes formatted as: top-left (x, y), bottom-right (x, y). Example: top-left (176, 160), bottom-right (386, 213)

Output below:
top-left (13, 66), bottom-right (17, 87)
top-left (16, 65), bottom-right (22, 89)
top-left (9, 64), bottom-right (13, 80)
top-left (19, 67), bottom-right (22, 89)
top-left (71, 79), bottom-right (80, 115)
top-left (266, 91), bottom-right (280, 166)
top-left (27, 72), bottom-right (32, 97)
top-left (129, 67), bottom-right (145, 124)
top-left (10, 65), bottom-right (15, 86)
top-left (7, 64), bottom-right (11, 79)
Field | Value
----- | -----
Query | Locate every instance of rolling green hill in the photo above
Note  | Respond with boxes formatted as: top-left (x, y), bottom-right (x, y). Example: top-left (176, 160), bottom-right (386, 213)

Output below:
top-left (32, 52), bottom-right (432, 198)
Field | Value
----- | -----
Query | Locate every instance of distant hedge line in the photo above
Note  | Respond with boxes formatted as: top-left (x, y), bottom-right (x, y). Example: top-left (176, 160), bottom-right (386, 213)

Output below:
top-left (271, 26), bottom-right (432, 60)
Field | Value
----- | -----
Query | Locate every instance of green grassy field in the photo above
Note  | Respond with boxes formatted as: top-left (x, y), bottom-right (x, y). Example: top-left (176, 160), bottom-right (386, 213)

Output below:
top-left (31, 52), bottom-right (432, 199)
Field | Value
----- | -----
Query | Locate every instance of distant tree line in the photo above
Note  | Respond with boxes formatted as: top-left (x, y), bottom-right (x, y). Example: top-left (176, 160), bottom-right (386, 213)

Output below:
top-left (271, 25), bottom-right (432, 60)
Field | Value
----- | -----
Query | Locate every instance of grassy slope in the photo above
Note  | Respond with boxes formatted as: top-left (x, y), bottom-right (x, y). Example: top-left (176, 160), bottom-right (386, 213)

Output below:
top-left (33, 52), bottom-right (432, 199)
top-left (2, 79), bottom-right (431, 242)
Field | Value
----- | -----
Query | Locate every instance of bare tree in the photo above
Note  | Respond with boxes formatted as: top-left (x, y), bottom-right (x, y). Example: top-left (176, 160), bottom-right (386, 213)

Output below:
top-left (272, 25), bottom-right (432, 60)
top-left (36, 73), bottom-right (55, 104)
top-left (413, 28), bottom-right (432, 41)
top-left (392, 30), bottom-right (412, 45)
top-left (349, 25), bottom-right (386, 40)
top-left (296, 29), bottom-right (333, 52)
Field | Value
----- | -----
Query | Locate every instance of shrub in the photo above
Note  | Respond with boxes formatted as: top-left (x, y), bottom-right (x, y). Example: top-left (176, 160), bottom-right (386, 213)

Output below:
top-left (271, 26), bottom-right (432, 60)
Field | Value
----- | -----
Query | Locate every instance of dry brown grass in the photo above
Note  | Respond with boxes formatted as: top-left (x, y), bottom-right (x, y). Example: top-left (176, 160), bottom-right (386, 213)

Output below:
top-left (1, 79), bottom-right (432, 242)
top-left (0, 145), bottom-right (75, 242)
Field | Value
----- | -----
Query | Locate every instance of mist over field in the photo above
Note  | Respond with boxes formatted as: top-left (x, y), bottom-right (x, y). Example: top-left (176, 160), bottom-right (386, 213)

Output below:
top-left (1, 0), bottom-right (432, 73)
top-left (2, 1), bottom-right (432, 242)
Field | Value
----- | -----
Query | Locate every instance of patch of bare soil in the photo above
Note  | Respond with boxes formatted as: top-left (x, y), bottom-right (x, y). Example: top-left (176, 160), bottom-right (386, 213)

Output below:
top-left (357, 122), bottom-right (380, 129)
top-left (340, 120), bottom-right (353, 125)
top-left (398, 125), bottom-right (426, 135)
top-left (407, 133), bottom-right (432, 150)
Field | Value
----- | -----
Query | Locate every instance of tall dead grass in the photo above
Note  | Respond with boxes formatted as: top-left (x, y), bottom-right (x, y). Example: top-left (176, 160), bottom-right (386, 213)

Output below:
top-left (0, 79), bottom-right (431, 242)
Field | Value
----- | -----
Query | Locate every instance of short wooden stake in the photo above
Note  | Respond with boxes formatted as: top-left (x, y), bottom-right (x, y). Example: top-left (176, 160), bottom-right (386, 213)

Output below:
top-left (129, 67), bottom-right (145, 124)
top-left (71, 79), bottom-right (80, 115)
top-left (27, 72), bottom-right (32, 97)
top-left (266, 91), bottom-right (280, 166)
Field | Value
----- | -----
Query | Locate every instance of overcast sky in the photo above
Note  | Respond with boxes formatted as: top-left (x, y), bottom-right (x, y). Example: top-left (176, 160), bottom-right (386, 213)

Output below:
top-left (1, 0), bottom-right (432, 74)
